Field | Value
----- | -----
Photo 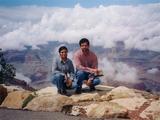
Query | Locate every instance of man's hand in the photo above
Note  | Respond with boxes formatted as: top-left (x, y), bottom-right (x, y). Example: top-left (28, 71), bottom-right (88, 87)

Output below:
top-left (84, 79), bottom-right (92, 86)
top-left (90, 68), bottom-right (101, 75)
top-left (90, 69), bottom-right (103, 76)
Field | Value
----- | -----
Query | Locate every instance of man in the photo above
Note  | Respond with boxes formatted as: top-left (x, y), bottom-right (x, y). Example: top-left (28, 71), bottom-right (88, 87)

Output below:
top-left (73, 38), bottom-right (101, 94)
top-left (51, 46), bottom-right (75, 95)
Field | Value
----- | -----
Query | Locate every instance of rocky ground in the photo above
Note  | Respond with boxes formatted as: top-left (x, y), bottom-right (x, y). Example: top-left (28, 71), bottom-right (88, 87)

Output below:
top-left (0, 84), bottom-right (160, 120)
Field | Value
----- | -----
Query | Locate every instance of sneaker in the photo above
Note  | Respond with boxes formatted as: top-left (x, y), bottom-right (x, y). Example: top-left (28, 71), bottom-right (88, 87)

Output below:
top-left (61, 90), bottom-right (67, 95)
top-left (75, 87), bottom-right (82, 94)
top-left (57, 89), bottom-right (61, 94)
top-left (89, 85), bottom-right (96, 91)
top-left (57, 89), bottom-right (67, 95)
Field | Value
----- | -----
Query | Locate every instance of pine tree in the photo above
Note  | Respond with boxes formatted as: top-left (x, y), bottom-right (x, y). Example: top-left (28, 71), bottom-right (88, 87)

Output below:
top-left (0, 48), bottom-right (16, 84)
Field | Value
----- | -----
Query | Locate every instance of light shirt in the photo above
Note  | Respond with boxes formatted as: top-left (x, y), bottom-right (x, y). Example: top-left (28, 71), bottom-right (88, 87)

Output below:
top-left (73, 49), bottom-right (98, 73)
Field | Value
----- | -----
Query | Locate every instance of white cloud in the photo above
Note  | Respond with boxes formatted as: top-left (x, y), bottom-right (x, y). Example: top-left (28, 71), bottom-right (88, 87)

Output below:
top-left (99, 58), bottom-right (139, 83)
top-left (0, 3), bottom-right (160, 51)
top-left (147, 68), bottom-right (159, 74)
top-left (15, 72), bottom-right (31, 83)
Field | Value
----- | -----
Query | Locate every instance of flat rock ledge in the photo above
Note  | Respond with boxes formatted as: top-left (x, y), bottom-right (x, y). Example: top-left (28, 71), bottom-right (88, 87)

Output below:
top-left (0, 84), bottom-right (159, 120)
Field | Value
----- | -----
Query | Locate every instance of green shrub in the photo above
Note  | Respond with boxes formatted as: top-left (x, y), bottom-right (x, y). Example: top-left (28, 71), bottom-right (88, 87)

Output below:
top-left (0, 48), bottom-right (16, 84)
top-left (22, 94), bottom-right (35, 108)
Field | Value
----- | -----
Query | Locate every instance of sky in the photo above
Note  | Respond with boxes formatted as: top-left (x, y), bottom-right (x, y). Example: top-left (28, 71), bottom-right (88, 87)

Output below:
top-left (0, 3), bottom-right (160, 51)
top-left (0, 0), bottom-right (160, 52)
top-left (0, 0), bottom-right (159, 83)
top-left (0, 0), bottom-right (160, 7)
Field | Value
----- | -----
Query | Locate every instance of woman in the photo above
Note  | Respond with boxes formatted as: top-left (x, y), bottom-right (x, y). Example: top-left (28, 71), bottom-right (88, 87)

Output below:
top-left (51, 46), bottom-right (75, 95)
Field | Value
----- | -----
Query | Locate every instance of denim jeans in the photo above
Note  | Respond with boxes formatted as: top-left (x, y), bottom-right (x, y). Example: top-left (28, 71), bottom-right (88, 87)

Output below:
top-left (51, 73), bottom-right (66, 91)
top-left (76, 70), bottom-right (101, 90)
top-left (51, 73), bottom-right (77, 90)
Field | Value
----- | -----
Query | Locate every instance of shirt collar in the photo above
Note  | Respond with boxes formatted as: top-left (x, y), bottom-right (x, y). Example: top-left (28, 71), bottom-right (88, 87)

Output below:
top-left (80, 49), bottom-right (90, 56)
top-left (60, 58), bottom-right (68, 63)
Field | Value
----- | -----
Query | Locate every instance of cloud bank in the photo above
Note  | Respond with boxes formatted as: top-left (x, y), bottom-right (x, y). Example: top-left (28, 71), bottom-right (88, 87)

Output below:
top-left (99, 58), bottom-right (139, 83)
top-left (15, 72), bottom-right (31, 83)
top-left (0, 3), bottom-right (160, 51)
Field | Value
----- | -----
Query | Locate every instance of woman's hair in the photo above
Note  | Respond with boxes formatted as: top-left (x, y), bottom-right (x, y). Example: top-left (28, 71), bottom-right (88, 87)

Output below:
top-left (79, 38), bottom-right (90, 46)
top-left (58, 46), bottom-right (68, 53)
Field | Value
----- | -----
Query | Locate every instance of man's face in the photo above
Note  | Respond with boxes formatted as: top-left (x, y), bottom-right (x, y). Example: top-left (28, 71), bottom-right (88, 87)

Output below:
top-left (80, 42), bottom-right (89, 53)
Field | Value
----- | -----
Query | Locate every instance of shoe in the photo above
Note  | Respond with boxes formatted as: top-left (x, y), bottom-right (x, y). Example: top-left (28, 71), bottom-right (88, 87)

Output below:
top-left (75, 87), bottom-right (82, 94)
top-left (57, 89), bottom-right (61, 94)
top-left (61, 90), bottom-right (67, 95)
top-left (75, 90), bottom-right (81, 94)
top-left (57, 89), bottom-right (67, 95)
top-left (89, 85), bottom-right (96, 91)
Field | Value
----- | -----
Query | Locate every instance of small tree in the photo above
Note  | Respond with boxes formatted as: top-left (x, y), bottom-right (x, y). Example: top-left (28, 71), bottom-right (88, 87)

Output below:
top-left (0, 48), bottom-right (16, 84)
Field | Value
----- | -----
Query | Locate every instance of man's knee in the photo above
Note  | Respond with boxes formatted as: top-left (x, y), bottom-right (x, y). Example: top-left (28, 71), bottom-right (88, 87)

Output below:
top-left (76, 70), bottom-right (86, 80)
top-left (76, 70), bottom-right (85, 76)
top-left (93, 78), bottom-right (101, 85)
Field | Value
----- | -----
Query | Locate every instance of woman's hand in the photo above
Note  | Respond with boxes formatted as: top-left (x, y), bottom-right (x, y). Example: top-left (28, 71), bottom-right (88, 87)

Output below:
top-left (66, 79), bottom-right (72, 87)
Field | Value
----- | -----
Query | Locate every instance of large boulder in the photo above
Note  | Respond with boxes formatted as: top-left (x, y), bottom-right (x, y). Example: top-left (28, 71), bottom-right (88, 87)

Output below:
top-left (86, 102), bottom-right (128, 118)
top-left (1, 90), bottom-right (31, 109)
top-left (36, 86), bottom-right (57, 96)
top-left (0, 85), bottom-right (7, 105)
top-left (95, 85), bottom-right (114, 91)
top-left (101, 86), bottom-right (138, 101)
top-left (70, 101), bottom-right (128, 118)
top-left (110, 97), bottom-right (147, 111)
top-left (25, 94), bottom-right (73, 112)
top-left (140, 100), bottom-right (160, 120)
top-left (70, 93), bottom-right (100, 102)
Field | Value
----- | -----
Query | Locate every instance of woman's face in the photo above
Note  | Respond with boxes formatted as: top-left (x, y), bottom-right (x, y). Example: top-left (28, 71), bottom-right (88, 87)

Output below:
top-left (59, 49), bottom-right (68, 60)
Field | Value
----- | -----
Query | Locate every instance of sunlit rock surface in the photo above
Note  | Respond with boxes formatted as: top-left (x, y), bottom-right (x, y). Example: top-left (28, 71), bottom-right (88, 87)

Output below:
top-left (25, 94), bottom-right (73, 112)
top-left (140, 100), bottom-right (160, 120)
top-left (0, 85), bottom-right (159, 119)
top-left (1, 90), bottom-right (31, 109)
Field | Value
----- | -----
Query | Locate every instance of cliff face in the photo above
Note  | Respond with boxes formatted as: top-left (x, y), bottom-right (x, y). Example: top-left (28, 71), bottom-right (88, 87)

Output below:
top-left (3, 41), bottom-right (160, 92)
top-left (0, 84), bottom-right (160, 120)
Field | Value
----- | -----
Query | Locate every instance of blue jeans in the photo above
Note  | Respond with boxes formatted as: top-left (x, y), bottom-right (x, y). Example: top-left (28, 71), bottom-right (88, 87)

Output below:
top-left (51, 73), bottom-right (66, 91)
top-left (76, 70), bottom-right (101, 90)
top-left (51, 73), bottom-right (77, 90)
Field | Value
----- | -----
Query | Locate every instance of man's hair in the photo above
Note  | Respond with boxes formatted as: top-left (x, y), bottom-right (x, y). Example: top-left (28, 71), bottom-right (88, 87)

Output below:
top-left (58, 46), bottom-right (68, 53)
top-left (79, 38), bottom-right (90, 46)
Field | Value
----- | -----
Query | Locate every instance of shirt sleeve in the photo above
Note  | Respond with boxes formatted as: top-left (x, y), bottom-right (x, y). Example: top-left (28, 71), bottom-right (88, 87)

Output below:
top-left (52, 58), bottom-right (65, 76)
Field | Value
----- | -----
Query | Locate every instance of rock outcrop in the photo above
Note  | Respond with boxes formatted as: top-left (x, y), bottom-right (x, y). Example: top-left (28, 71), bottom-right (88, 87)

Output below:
top-left (140, 100), bottom-right (160, 120)
top-left (1, 90), bottom-right (31, 109)
top-left (0, 85), bottom-right (7, 105)
top-left (0, 85), bottom-right (159, 120)
top-left (25, 94), bottom-right (73, 112)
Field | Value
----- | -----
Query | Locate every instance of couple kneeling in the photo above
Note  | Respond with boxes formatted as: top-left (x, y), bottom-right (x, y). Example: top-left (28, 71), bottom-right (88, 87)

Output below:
top-left (51, 38), bottom-right (102, 95)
